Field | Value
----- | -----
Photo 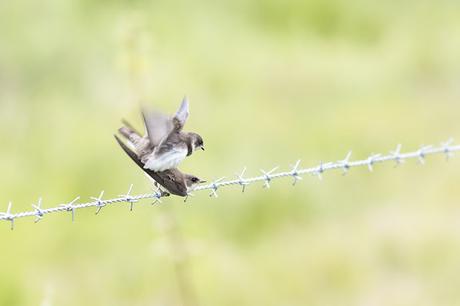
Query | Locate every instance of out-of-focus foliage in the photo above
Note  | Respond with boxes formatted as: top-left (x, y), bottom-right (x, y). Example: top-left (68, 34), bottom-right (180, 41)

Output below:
top-left (1, 0), bottom-right (460, 305)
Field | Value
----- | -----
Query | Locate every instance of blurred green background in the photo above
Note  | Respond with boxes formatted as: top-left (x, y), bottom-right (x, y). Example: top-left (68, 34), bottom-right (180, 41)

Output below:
top-left (1, 0), bottom-right (460, 305)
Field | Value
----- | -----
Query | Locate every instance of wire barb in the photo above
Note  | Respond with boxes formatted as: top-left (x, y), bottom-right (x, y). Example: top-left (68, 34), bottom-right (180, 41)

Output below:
top-left (417, 145), bottom-right (433, 165)
top-left (290, 160), bottom-right (303, 186)
top-left (209, 177), bottom-right (225, 198)
top-left (236, 167), bottom-right (249, 193)
top-left (60, 196), bottom-right (80, 222)
top-left (442, 138), bottom-right (454, 161)
top-left (313, 161), bottom-right (332, 180)
top-left (390, 144), bottom-right (404, 167)
top-left (120, 184), bottom-right (138, 211)
top-left (260, 167), bottom-right (279, 189)
top-left (151, 187), bottom-right (164, 205)
top-left (367, 154), bottom-right (381, 172)
top-left (0, 202), bottom-right (15, 230)
top-left (1, 139), bottom-right (459, 229)
top-left (91, 191), bottom-right (105, 215)
top-left (338, 151), bottom-right (352, 175)
top-left (32, 197), bottom-right (44, 223)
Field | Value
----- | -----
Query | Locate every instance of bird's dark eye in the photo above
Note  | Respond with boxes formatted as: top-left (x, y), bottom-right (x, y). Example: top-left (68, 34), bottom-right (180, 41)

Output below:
top-left (192, 177), bottom-right (199, 183)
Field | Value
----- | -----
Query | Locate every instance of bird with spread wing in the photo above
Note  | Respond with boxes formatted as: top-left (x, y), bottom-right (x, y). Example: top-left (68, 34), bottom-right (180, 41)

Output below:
top-left (115, 97), bottom-right (206, 197)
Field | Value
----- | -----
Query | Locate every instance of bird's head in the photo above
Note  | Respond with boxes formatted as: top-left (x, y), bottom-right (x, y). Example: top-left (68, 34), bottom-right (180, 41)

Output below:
top-left (189, 132), bottom-right (205, 151)
top-left (185, 175), bottom-right (206, 189)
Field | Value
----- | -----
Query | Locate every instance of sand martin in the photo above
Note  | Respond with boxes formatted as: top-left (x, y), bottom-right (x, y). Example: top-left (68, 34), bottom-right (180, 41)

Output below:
top-left (122, 97), bottom-right (204, 172)
top-left (115, 133), bottom-right (205, 197)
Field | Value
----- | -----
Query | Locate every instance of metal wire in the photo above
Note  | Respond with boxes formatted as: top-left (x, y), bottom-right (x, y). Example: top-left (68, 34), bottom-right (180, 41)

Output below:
top-left (1, 139), bottom-right (458, 230)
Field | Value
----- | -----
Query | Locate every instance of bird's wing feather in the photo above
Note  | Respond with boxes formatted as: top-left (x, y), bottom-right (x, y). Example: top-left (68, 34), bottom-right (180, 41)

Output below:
top-left (161, 169), bottom-right (188, 196)
top-left (142, 110), bottom-right (174, 148)
top-left (173, 97), bottom-right (189, 131)
top-left (119, 120), bottom-right (152, 157)
top-left (115, 134), bottom-right (147, 170)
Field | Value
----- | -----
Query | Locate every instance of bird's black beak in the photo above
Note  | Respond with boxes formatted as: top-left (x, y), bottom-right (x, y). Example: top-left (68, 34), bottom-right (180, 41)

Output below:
top-left (201, 146), bottom-right (205, 151)
top-left (199, 180), bottom-right (207, 184)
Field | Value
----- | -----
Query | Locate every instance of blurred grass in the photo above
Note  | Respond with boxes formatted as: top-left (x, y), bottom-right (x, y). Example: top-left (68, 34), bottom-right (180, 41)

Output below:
top-left (1, 0), bottom-right (460, 305)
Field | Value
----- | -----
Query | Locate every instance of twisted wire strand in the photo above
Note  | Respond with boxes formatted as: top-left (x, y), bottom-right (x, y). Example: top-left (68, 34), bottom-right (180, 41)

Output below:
top-left (1, 140), bottom-right (458, 230)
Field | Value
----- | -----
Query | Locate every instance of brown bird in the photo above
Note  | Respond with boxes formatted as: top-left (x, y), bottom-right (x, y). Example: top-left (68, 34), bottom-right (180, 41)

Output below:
top-left (124, 97), bottom-right (204, 172)
top-left (115, 131), bottom-right (205, 197)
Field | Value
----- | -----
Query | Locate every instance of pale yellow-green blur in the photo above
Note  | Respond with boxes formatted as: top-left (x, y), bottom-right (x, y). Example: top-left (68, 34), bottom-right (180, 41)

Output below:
top-left (1, 1), bottom-right (460, 305)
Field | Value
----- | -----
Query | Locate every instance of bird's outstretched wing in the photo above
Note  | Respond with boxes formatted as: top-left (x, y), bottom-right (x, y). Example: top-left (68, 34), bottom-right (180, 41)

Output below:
top-left (173, 96), bottom-right (189, 131)
top-left (141, 110), bottom-right (174, 148)
top-left (142, 97), bottom-right (190, 147)
top-left (114, 135), bottom-right (188, 196)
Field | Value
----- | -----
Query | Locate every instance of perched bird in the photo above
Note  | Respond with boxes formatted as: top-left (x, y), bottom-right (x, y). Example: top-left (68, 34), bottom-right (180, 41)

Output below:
top-left (115, 135), bottom-right (205, 197)
top-left (120, 97), bottom-right (204, 172)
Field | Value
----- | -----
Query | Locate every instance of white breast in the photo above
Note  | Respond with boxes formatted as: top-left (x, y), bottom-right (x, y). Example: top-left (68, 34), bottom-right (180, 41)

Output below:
top-left (143, 148), bottom-right (188, 172)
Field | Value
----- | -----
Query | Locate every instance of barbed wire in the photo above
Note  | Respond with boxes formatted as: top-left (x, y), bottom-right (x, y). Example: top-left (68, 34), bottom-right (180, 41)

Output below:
top-left (1, 139), bottom-right (458, 230)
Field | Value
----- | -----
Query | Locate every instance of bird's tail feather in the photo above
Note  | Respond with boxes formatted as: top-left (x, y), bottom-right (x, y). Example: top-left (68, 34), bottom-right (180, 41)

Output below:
top-left (118, 126), bottom-right (142, 144)
top-left (121, 119), bottom-right (142, 136)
